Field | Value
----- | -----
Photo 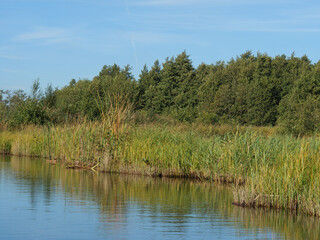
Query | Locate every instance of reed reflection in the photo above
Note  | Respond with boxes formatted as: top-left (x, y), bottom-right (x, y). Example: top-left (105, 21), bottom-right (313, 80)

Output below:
top-left (2, 155), bottom-right (319, 240)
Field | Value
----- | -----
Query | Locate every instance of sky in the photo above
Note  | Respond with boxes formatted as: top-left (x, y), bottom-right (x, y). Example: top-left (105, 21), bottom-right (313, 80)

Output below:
top-left (1, 0), bottom-right (320, 92)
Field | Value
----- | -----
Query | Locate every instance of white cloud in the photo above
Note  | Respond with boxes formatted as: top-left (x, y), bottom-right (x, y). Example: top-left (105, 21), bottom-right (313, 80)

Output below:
top-left (135, 0), bottom-right (198, 6)
top-left (0, 54), bottom-right (24, 60)
top-left (124, 31), bottom-right (179, 44)
top-left (232, 26), bottom-right (320, 33)
top-left (222, 17), bottom-right (320, 33)
top-left (134, 0), bottom-right (291, 6)
top-left (0, 68), bottom-right (31, 75)
top-left (125, 9), bottom-right (320, 34)
top-left (14, 26), bottom-right (74, 45)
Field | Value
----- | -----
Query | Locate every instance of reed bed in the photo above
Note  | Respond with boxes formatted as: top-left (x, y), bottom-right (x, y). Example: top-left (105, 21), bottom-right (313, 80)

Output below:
top-left (0, 131), bottom-right (14, 154)
top-left (0, 96), bottom-right (132, 170)
top-left (1, 113), bottom-right (320, 216)
top-left (233, 135), bottom-right (320, 216)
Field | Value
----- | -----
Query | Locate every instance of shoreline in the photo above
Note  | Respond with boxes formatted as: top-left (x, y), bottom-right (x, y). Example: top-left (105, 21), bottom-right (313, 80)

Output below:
top-left (1, 151), bottom-right (307, 218)
top-left (1, 123), bottom-right (320, 217)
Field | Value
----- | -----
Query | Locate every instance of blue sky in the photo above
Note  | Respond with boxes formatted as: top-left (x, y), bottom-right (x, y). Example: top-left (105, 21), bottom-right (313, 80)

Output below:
top-left (1, 0), bottom-right (320, 91)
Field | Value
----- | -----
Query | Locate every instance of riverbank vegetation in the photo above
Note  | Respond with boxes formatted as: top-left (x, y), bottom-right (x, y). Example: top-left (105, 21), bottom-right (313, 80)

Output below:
top-left (1, 51), bottom-right (320, 216)
top-left (1, 120), bottom-right (320, 216)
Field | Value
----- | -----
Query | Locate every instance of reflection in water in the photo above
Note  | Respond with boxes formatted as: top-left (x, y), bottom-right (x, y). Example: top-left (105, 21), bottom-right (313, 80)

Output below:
top-left (0, 155), bottom-right (318, 239)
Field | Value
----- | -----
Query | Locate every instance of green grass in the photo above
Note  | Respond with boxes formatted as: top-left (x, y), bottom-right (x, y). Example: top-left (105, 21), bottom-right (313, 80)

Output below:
top-left (0, 131), bottom-right (13, 154)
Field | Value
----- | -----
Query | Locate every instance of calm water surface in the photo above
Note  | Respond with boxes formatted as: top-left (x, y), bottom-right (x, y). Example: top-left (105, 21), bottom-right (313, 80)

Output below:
top-left (0, 155), bottom-right (319, 240)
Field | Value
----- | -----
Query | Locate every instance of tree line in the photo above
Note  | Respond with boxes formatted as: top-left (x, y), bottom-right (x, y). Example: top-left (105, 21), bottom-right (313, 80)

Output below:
top-left (1, 51), bottom-right (320, 135)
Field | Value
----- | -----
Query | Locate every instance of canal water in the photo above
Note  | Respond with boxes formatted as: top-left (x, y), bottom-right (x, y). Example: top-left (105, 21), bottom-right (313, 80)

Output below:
top-left (0, 155), bottom-right (319, 240)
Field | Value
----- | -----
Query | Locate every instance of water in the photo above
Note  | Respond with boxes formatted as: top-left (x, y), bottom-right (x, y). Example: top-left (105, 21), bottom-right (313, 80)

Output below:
top-left (0, 155), bottom-right (319, 240)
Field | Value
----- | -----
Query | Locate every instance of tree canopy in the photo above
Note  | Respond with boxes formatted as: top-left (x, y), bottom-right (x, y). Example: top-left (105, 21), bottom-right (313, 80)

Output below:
top-left (1, 51), bottom-right (319, 135)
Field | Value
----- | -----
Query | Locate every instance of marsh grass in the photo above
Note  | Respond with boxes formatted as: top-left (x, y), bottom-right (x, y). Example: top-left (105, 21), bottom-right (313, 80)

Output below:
top-left (120, 127), bottom-right (320, 216)
top-left (1, 95), bottom-right (132, 170)
top-left (0, 131), bottom-right (13, 154)
top-left (1, 113), bottom-right (320, 216)
top-left (233, 135), bottom-right (320, 216)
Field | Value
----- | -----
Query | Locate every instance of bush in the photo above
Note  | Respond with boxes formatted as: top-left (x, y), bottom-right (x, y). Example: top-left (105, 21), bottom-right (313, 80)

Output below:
top-left (278, 94), bottom-right (320, 135)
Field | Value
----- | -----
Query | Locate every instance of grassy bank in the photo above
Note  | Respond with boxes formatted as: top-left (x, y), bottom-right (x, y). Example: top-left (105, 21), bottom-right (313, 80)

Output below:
top-left (1, 119), bottom-right (320, 216)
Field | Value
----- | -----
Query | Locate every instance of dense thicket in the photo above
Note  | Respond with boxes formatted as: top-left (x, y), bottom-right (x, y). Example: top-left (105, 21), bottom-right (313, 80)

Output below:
top-left (1, 51), bottom-right (320, 135)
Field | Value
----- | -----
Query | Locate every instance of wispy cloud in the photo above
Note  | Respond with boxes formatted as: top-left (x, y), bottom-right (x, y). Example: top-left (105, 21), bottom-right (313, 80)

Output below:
top-left (281, 7), bottom-right (320, 20)
top-left (223, 17), bottom-right (320, 33)
top-left (13, 26), bottom-right (74, 45)
top-left (0, 68), bottom-right (31, 75)
top-left (124, 31), bottom-right (181, 44)
top-left (134, 0), bottom-right (291, 6)
top-left (124, 0), bottom-right (138, 66)
top-left (135, 0), bottom-right (198, 6)
top-left (232, 26), bottom-right (320, 33)
top-left (0, 54), bottom-right (25, 60)
top-left (124, 8), bottom-right (320, 34)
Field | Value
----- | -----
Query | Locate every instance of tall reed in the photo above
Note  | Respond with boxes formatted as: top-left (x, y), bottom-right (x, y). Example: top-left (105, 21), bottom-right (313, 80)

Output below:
top-left (2, 115), bottom-right (320, 216)
top-left (2, 95), bottom-right (132, 170)
top-left (96, 94), bottom-right (132, 169)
